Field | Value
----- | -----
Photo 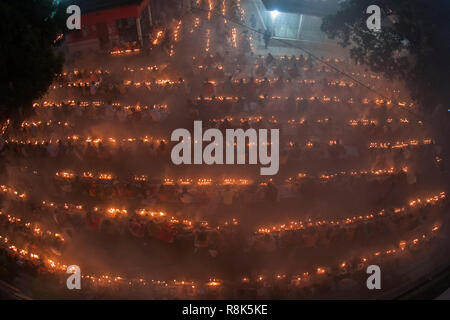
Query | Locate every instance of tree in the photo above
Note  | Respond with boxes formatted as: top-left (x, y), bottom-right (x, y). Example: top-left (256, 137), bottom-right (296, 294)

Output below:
top-left (321, 0), bottom-right (450, 169)
top-left (0, 0), bottom-right (69, 125)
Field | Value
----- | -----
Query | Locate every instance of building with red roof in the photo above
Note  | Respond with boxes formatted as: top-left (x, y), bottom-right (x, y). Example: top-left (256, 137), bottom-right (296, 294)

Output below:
top-left (66, 0), bottom-right (154, 55)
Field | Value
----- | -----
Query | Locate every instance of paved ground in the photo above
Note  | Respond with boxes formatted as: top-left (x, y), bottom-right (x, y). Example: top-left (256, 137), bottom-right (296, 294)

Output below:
top-left (254, 39), bottom-right (348, 59)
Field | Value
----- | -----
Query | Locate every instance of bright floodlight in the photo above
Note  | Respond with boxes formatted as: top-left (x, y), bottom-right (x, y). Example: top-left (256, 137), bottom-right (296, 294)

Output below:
top-left (270, 10), bottom-right (279, 19)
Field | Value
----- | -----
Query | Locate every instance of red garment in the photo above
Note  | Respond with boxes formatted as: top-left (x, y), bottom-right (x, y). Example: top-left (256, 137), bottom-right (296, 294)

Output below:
top-left (248, 82), bottom-right (256, 95)
top-left (157, 225), bottom-right (176, 243)
top-left (203, 82), bottom-right (214, 96)
top-left (158, 191), bottom-right (169, 202)
top-left (129, 221), bottom-right (145, 238)
top-left (86, 216), bottom-right (101, 232)
top-left (89, 183), bottom-right (96, 197)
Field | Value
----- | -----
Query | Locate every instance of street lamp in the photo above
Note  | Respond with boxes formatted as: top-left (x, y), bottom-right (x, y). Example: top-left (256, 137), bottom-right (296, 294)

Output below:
top-left (270, 10), bottom-right (279, 20)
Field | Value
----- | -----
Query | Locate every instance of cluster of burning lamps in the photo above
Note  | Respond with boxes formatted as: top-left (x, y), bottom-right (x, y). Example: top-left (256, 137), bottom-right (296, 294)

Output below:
top-left (257, 192), bottom-right (445, 234)
top-left (58, 62), bottom-right (385, 84)
top-left (110, 48), bottom-right (141, 56)
top-left (1, 155), bottom-right (445, 284)
top-left (0, 166), bottom-right (415, 213)
top-left (208, 0), bottom-right (213, 20)
top-left (1, 179), bottom-right (445, 237)
top-left (3, 133), bottom-right (433, 154)
top-left (231, 28), bottom-right (238, 48)
top-left (10, 104), bottom-right (431, 149)
top-left (17, 117), bottom-right (418, 131)
top-left (19, 117), bottom-right (422, 133)
top-left (0, 210), bottom-right (65, 243)
top-left (368, 139), bottom-right (432, 149)
top-left (205, 28), bottom-right (211, 52)
top-left (222, 0), bottom-right (227, 24)
top-left (192, 95), bottom-right (411, 108)
top-left (0, 223), bottom-right (442, 290)
top-left (3, 6), bottom-right (443, 292)
top-left (4, 135), bottom-right (167, 147)
top-left (50, 167), bottom-right (407, 185)
top-left (1, 119), bottom-right (11, 135)
top-left (20, 120), bottom-right (71, 129)
top-left (33, 101), bottom-right (168, 111)
top-left (48, 80), bottom-right (398, 102)
top-left (209, 115), bottom-right (422, 127)
top-left (47, 77), bottom-right (392, 93)
top-left (1, 185), bottom-right (239, 232)
top-left (31, 102), bottom-right (420, 136)
top-left (59, 18), bottom-right (385, 86)
top-left (107, 2), bottom-right (222, 56)
top-left (55, 68), bottom-right (385, 88)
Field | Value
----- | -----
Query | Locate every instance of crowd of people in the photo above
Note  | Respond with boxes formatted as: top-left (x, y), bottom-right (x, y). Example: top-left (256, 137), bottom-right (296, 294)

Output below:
top-left (0, 0), bottom-right (448, 299)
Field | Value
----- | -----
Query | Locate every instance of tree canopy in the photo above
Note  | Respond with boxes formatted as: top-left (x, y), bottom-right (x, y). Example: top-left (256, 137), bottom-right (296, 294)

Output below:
top-left (0, 0), bottom-right (69, 124)
top-left (321, 0), bottom-right (450, 114)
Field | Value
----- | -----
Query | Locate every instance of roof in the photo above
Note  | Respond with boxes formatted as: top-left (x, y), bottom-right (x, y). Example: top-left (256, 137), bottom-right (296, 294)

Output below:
top-left (71, 0), bottom-right (145, 14)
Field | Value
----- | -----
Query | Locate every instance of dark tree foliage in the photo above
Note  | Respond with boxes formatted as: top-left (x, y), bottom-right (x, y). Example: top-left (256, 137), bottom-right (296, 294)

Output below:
top-left (0, 0), bottom-right (69, 124)
top-left (321, 0), bottom-right (450, 114)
